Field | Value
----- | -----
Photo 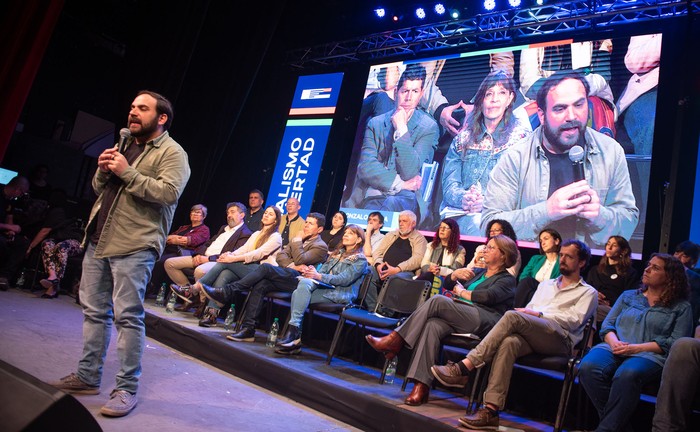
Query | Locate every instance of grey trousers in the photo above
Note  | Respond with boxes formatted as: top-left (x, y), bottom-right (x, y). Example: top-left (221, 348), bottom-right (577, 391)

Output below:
top-left (467, 310), bottom-right (572, 409)
top-left (397, 295), bottom-right (486, 385)
top-left (652, 337), bottom-right (700, 432)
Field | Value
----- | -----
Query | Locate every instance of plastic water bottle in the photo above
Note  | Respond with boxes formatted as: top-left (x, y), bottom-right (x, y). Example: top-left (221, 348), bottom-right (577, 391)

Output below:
top-left (223, 304), bottom-right (236, 330)
top-left (165, 291), bottom-right (177, 313)
top-left (384, 357), bottom-right (398, 384)
top-left (266, 318), bottom-right (279, 347)
top-left (16, 270), bottom-right (26, 288)
top-left (155, 283), bottom-right (166, 307)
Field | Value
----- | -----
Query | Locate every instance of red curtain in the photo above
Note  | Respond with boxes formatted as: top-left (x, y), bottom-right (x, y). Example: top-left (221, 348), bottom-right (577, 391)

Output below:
top-left (0, 0), bottom-right (64, 163)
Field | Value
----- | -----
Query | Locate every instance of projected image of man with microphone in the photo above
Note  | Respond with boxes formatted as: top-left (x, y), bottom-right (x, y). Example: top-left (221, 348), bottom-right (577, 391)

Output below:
top-left (481, 71), bottom-right (638, 247)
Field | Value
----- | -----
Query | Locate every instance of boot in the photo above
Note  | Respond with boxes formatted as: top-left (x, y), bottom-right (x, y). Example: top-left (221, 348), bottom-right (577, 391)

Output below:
top-left (365, 331), bottom-right (404, 359)
top-left (405, 381), bottom-right (430, 406)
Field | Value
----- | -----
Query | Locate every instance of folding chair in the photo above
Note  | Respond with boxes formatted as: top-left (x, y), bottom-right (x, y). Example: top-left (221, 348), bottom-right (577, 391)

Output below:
top-left (468, 316), bottom-right (595, 431)
top-left (326, 276), bottom-right (431, 383)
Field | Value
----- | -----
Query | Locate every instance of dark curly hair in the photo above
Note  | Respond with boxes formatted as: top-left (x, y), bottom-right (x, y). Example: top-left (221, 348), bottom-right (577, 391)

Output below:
top-left (431, 218), bottom-right (461, 254)
top-left (485, 219), bottom-right (517, 243)
top-left (642, 253), bottom-right (690, 307)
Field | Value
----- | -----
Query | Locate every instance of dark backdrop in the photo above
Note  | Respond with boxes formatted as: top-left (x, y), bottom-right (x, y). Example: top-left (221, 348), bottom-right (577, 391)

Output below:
top-left (1, 0), bottom-right (698, 256)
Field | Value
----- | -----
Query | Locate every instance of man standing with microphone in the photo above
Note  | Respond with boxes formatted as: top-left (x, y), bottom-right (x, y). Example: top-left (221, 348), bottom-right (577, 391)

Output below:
top-left (51, 90), bottom-right (190, 417)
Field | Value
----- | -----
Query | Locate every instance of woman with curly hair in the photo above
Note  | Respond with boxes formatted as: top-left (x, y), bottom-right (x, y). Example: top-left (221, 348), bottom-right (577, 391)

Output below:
top-left (579, 253), bottom-right (694, 432)
top-left (586, 235), bottom-right (639, 324)
top-left (416, 218), bottom-right (466, 284)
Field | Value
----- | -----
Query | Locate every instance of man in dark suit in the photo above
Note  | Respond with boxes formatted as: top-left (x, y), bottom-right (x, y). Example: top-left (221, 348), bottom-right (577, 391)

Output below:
top-left (202, 212), bottom-right (329, 341)
top-left (164, 202), bottom-right (251, 312)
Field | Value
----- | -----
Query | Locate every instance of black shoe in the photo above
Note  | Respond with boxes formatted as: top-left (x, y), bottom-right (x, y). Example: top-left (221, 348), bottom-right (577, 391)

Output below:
top-left (226, 327), bottom-right (255, 342)
top-left (0, 277), bottom-right (9, 291)
top-left (198, 308), bottom-right (219, 327)
top-left (274, 343), bottom-right (301, 355)
top-left (277, 325), bottom-right (301, 347)
top-left (200, 283), bottom-right (229, 307)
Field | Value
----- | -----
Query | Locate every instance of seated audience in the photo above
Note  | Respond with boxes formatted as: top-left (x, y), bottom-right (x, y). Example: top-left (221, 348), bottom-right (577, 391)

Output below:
top-left (164, 202), bottom-right (251, 314)
top-left (197, 212), bottom-right (328, 335)
top-left (367, 235), bottom-right (517, 405)
top-left (149, 203), bottom-right (210, 293)
top-left (275, 224), bottom-right (368, 355)
top-left (430, 240), bottom-right (597, 430)
top-left (320, 211), bottom-right (347, 251)
top-left (22, 190), bottom-right (84, 297)
top-left (363, 211), bottom-right (385, 265)
top-left (364, 210), bottom-right (427, 311)
top-left (244, 189), bottom-right (265, 231)
top-left (579, 254), bottom-right (693, 432)
top-left (585, 235), bottom-right (638, 324)
top-left (28, 164), bottom-right (52, 201)
top-left (170, 206), bottom-right (283, 326)
top-left (673, 240), bottom-right (700, 323)
top-left (514, 228), bottom-right (561, 307)
top-left (451, 219), bottom-right (521, 283)
top-left (279, 197), bottom-right (304, 246)
top-left (415, 218), bottom-right (466, 284)
top-left (652, 324), bottom-right (700, 432)
top-left (0, 176), bottom-right (30, 290)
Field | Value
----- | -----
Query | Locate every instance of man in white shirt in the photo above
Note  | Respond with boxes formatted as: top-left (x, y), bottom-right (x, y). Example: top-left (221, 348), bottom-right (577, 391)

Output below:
top-left (431, 239), bottom-right (597, 430)
top-left (164, 202), bottom-right (251, 293)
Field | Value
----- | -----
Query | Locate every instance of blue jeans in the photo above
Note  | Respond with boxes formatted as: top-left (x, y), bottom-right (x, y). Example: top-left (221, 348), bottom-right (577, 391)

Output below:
top-left (77, 243), bottom-right (157, 394)
top-left (579, 346), bottom-right (662, 432)
top-left (289, 278), bottom-right (332, 329)
top-left (202, 262), bottom-right (261, 309)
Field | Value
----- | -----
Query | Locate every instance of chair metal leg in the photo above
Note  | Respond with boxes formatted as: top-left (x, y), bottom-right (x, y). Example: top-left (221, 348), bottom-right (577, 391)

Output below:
top-left (401, 347), bottom-right (419, 391)
top-left (326, 316), bottom-right (346, 364)
top-left (234, 290), bottom-right (252, 332)
top-left (554, 361), bottom-right (578, 432)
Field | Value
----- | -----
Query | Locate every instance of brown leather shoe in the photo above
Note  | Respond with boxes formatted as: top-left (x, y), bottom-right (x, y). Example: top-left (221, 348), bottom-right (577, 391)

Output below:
top-left (404, 381), bottom-right (429, 406)
top-left (365, 331), bottom-right (404, 360)
top-left (458, 406), bottom-right (499, 430)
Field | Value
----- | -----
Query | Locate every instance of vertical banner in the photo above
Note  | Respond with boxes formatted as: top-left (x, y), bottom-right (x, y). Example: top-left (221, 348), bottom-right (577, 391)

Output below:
top-left (267, 72), bottom-right (344, 214)
top-left (268, 119), bottom-right (332, 211)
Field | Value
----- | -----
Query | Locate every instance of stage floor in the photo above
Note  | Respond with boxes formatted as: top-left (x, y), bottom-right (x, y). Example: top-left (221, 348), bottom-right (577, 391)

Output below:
top-left (0, 287), bottom-right (557, 431)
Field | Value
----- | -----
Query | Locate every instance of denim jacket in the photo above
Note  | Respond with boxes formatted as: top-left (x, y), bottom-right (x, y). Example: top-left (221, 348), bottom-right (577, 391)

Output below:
top-left (481, 127), bottom-right (639, 247)
top-left (318, 251), bottom-right (369, 304)
top-left (597, 290), bottom-right (694, 366)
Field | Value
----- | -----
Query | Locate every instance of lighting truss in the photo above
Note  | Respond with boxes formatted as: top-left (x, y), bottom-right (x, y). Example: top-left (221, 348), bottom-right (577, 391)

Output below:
top-left (287, 0), bottom-right (699, 68)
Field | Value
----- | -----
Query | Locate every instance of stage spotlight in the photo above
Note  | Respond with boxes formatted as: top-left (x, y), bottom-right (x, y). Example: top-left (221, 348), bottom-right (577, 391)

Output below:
top-left (450, 8), bottom-right (460, 19)
top-left (484, 0), bottom-right (496, 11)
top-left (393, 14), bottom-right (400, 22)
top-left (536, 0), bottom-right (544, 4)
top-left (509, 0), bottom-right (521, 7)
top-left (416, 7), bottom-right (426, 19)
top-left (375, 8), bottom-right (386, 18)
top-left (435, 4), bottom-right (446, 15)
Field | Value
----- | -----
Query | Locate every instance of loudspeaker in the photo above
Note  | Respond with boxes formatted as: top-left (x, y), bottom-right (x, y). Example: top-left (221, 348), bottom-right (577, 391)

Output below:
top-left (0, 360), bottom-right (101, 432)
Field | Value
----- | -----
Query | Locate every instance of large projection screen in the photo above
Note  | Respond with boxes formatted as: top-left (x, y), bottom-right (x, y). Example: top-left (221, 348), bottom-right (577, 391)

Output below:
top-left (340, 33), bottom-right (661, 256)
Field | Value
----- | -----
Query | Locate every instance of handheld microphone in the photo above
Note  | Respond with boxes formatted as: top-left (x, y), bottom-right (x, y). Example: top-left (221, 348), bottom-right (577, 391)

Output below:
top-left (118, 128), bottom-right (131, 154)
top-left (568, 145), bottom-right (585, 182)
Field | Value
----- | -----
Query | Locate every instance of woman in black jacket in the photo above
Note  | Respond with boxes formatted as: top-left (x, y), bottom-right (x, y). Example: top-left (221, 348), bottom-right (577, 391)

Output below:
top-left (366, 235), bottom-right (518, 406)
